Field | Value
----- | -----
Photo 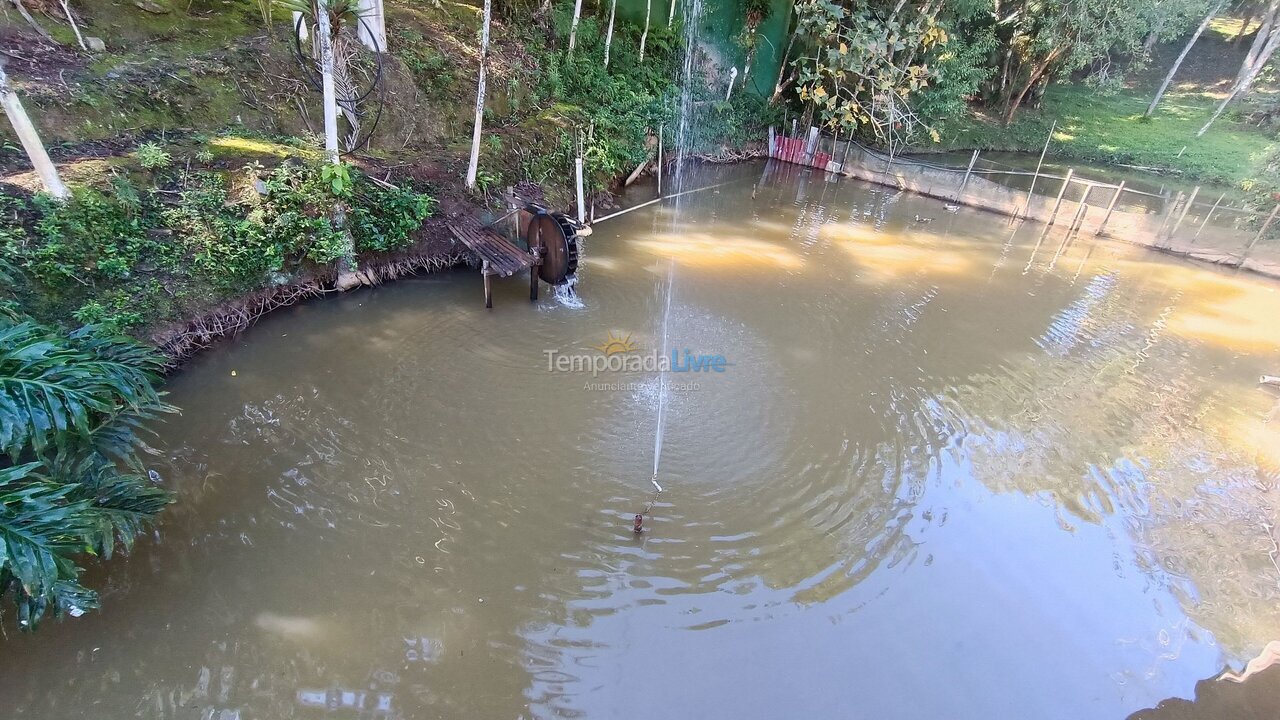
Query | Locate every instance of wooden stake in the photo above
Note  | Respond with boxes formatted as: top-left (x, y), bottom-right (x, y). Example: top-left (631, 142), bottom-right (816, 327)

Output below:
top-left (956, 149), bottom-right (979, 200)
top-left (1194, 192), bottom-right (1226, 240)
top-left (657, 126), bottom-right (664, 197)
top-left (1240, 203), bottom-right (1280, 266)
top-left (1047, 168), bottom-right (1074, 226)
top-left (1169, 185), bottom-right (1200, 240)
top-left (1095, 181), bottom-right (1125, 235)
top-left (483, 263), bottom-right (493, 308)
top-left (575, 155), bottom-right (586, 224)
top-left (1023, 120), bottom-right (1056, 219)
top-left (1068, 184), bottom-right (1093, 234)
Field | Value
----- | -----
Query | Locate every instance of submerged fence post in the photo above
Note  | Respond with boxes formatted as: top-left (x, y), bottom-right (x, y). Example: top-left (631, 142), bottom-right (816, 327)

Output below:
top-left (1240, 203), bottom-right (1280, 266)
top-left (1069, 184), bottom-right (1093, 234)
top-left (1023, 120), bottom-right (1057, 219)
top-left (1169, 185), bottom-right (1200, 241)
top-left (1157, 191), bottom-right (1185, 242)
top-left (1194, 192), bottom-right (1226, 240)
top-left (1096, 181), bottom-right (1125, 235)
top-left (956, 149), bottom-right (979, 200)
top-left (767, 125), bottom-right (776, 159)
top-left (1047, 168), bottom-right (1074, 225)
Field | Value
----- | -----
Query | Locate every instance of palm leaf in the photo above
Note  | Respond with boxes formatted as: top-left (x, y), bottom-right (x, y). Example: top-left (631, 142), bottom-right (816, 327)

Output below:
top-left (0, 463), bottom-right (95, 620)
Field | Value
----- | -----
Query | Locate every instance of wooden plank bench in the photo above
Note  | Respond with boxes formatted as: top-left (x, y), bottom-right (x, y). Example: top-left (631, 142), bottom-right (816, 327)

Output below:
top-left (449, 215), bottom-right (538, 308)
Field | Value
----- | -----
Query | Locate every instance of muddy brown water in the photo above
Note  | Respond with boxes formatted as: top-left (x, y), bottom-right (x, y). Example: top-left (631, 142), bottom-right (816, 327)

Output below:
top-left (3, 161), bottom-right (1280, 719)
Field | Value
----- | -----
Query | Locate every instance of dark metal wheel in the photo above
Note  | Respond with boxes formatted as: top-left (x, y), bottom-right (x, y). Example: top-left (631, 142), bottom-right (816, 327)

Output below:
top-left (526, 211), bottom-right (579, 286)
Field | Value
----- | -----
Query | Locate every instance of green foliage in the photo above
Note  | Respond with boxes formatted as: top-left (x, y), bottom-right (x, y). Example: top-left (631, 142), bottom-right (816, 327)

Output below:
top-left (0, 319), bottom-right (174, 630)
top-left (135, 142), bottom-right (172, 170)
top-left (195, 149), bottom-right (215, 165)
top-left (393, 28), bottom-right (458, 97)
top-left (321, 162), bottom-right (353, 196)
top-left (792, 0), bottom-right (950, 148)
top-left (519, 14), bottom-right (775, 195)
top-left (1, 163), bottom-right (436, 332)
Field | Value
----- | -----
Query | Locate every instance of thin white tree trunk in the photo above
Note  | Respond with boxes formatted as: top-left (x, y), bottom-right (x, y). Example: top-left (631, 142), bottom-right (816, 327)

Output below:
top-left (668, 0), bottom-right (676, 26)
top-left (569, 0), bottom-right (583, 52)
top-left (1242, 0), bottom-right (1279, 73)
top-left (356, 0), bottom-right (387, 52)
top-left (603, 0), bottom-right (617, 66)
top-left (466, 0), bottom-right (491, 189)
top-left (0, 64), bottom-right (68, 199)
top-left (1200, 17), bottom-right (1280, 135)
top-left (1146, 0), bottom-right (1224, 117)
top-left (640, 0), bottom-right (651, 61)
top-left (59, 0), bottom-right (87, 51)
top-left (316, 0), bottom-right (340, 164)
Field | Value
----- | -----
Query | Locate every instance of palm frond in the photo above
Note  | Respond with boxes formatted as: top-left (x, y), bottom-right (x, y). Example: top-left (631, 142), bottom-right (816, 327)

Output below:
top-left (0, 463), bottom-right (97, 625)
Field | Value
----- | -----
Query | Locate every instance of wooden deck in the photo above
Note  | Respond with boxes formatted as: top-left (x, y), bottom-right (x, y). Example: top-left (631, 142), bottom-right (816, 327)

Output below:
top-left (448, 215), bottom-right (539, 308)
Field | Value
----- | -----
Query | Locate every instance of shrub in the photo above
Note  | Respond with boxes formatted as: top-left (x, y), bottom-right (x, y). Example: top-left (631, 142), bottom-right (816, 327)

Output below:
top-left (135, 142), bottom-right (172, 170)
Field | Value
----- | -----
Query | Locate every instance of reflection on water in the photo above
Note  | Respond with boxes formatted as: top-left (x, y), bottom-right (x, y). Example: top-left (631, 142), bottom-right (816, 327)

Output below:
top-left (2, 161), bottom-right (1279, 719)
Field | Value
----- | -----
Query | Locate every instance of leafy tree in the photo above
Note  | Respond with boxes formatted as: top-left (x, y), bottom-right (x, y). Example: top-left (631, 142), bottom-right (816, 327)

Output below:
top-left (791, 0), bottom-right (950, 152)
top-left (993, 0), bottom-right (1161, 123)
top-left (0, 318), bottom-right (174, 630)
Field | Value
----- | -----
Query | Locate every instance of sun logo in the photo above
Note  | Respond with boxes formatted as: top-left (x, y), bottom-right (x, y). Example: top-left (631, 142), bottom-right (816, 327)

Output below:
top-left (593, 331), bottom-right (639, 356)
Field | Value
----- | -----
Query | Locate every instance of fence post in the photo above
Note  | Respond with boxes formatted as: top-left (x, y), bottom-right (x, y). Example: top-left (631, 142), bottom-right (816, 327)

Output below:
top-left (657, 125), bottom-right (664, 196)
top-left (1023, 120), bottom-right (1057, 219)
top-left (767, 125), bottom-right (775, 160)
top-left (1168, 185), bottom-right (1200, 242)
top-left (1157, 191), bottom-right (1185, 243)
top-left (804, 126), bottom-right (819, 165)
top-left (1096, 181), bottom-right (1125, 235)
top-left (1047, 168), bottom-right (1074, 225)
top-left (1193, 192), bottom-right (1226, 241)
top-left (1239, 203), bottom-right (1280, 267)
top-left (1068, 184), bottom-right (1093, 234)
top-left (956, 149), bottom-right (979, 201)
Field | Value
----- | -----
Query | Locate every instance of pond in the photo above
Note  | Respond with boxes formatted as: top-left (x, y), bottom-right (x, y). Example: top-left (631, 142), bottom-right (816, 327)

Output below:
top-left (2, 160), bottom-right (1279, 719)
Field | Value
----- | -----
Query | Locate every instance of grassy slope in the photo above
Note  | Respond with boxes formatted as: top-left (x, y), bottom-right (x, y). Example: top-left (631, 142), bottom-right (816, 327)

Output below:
top-left (939, 22), bottom-right (1276, 187)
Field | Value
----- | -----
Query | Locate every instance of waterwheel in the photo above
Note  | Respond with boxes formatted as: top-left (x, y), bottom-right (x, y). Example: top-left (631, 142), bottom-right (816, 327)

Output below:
top-left (525, 210), bottom-right (580, 286)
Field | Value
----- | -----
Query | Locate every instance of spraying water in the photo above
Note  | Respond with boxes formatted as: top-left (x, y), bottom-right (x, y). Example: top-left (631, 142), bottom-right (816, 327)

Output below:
top-left (651, 257), bottom-right (676, 483)
top-left (672, 0), bottom-right (705, 195)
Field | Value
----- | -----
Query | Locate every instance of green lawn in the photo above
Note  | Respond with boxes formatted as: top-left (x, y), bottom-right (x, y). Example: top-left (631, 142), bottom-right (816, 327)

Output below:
top-left (941, 84), bottom-right (1274, 187)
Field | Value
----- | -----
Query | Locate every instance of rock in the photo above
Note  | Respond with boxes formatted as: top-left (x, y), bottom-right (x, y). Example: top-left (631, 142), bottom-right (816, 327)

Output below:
top-left (335, 271), bottom-right (364, 292)
top-left (134, 0), bottom-right (170, 13)
top-left (85, 36), bottom-right (106, 52)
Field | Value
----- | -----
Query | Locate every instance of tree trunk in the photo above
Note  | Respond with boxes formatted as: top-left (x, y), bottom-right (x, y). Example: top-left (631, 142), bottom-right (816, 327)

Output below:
top-left (1241, 0), bottom-right (1279, 75)
top-left (771, 29), bottom-right (798, 104)
top-left (568, 0), bottom-right (583, 52)
top-left (1199, 33), bottom-right (1279, 133)
top-left (316, 0), bottom-right (340, 164)
top-left (8, 0), bottom-right (55, 44)
top-left (59, 0), bottom-right (87, 51)
top-left (355, 0), bottom-right (387, 52)
top-left (603, 0), bottom-right (617, 66)
top-left (639, 0), bottom-right (651, 61)
top-left (668, 0), bottom-right (677, 26)
top-left (1146, 0), bottom-right (1225, 117)
top-left (466, 0), bottom-right (491, 189)
top-left (1003, 46), bottom-right (1063, 124)
top-left (1144, 13), bottom-right (1165, 52)
top-left (1234, 10), bottom-right (1255, 43)
top-left (0, 64), bottom-right (68, 199)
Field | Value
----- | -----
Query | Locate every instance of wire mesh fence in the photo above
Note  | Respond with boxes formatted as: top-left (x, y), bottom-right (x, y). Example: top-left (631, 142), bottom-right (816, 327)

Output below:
top-left (768, 126), bottom-right (1280, 277)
